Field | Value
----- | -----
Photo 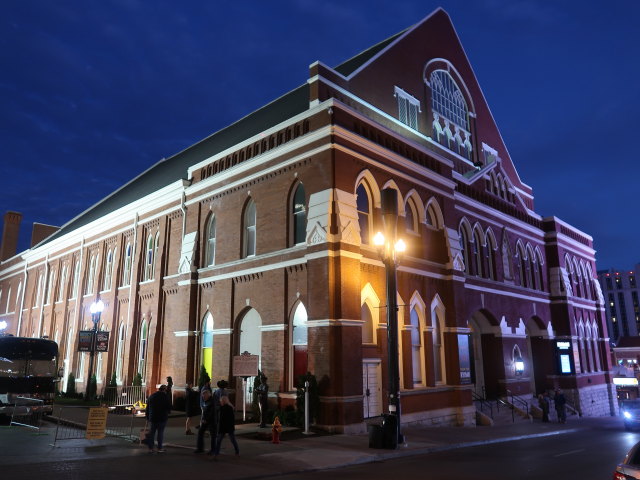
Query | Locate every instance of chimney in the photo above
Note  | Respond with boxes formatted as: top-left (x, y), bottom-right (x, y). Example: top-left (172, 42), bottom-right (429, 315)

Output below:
top-left (1, 211), bottom-right (23, 261)
top-left (31, 223), bottom-right (60, 247)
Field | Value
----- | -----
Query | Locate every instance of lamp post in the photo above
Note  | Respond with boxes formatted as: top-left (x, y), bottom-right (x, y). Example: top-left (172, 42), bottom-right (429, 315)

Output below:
top-left (87, 299), bottom-right (104, 397)
top-left (373, 188), bottom-right (406, 448)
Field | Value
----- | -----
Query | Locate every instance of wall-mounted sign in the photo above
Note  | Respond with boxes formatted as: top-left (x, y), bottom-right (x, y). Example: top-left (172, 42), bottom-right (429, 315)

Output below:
top-left (559, 354), bottom-right (572, 374)
top-left (556, 341), bottom-right (571, 350)
top-left (556, 340), bottom-right (573, 375)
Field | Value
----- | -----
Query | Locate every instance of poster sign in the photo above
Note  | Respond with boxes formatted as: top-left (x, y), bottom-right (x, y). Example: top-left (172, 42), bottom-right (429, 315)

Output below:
top-left (96, 331), bottom-right (110, 352)
top-left (85, 407), bottom-right (108, 439)
top-left (233, 352), bottom-right (259, 377)
top-left (556, 340), bottom-right (573, 375)
top-left (78, 331), bottom-right (93, 352)
top-left (457, 334), bottom-right (472, 384)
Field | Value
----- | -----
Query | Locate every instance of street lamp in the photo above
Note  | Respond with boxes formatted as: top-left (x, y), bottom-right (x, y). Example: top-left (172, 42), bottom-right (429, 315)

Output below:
top-left (373, 188), bottom-right (406, 448)
top-left (87, 299), bottom-right (104, 397)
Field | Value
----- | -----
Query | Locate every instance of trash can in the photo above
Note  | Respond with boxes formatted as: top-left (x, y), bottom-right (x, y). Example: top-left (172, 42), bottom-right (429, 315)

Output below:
top-left (382, 414), bottom-right (398, 449)
top-left (368, 424), bottom-right (384, 448)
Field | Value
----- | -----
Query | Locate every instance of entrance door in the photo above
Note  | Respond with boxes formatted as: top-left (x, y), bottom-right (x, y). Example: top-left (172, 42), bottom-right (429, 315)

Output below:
top-left (362, 360), bottom-right (382, 418)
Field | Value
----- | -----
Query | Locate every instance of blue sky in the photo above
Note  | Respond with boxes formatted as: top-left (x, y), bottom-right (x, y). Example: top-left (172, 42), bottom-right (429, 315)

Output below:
top-left (1, 0), bottom-right (638, 268)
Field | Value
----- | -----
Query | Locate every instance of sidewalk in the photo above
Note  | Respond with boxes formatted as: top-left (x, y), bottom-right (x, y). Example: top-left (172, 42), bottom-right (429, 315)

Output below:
top-left (0, 407), bottom-right (610, 476)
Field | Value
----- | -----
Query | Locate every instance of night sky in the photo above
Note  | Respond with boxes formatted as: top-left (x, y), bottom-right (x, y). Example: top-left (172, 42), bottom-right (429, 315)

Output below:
top-left (1, 1), bottom-right (638, 269)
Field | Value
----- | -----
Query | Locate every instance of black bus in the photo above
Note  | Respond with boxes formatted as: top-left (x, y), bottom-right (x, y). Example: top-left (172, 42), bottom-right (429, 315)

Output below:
top-left (0, 336), bottom-right (59, 416)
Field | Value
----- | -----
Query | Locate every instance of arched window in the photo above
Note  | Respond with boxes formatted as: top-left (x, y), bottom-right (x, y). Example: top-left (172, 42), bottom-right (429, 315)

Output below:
top-left (526, 246), bottom-right (535, 289)
top-left (473, 229), bottom-right (484, 278)
top-left (243, 199), bottom-right (256, 257)
top-left (536, 250), bottom-right (545, 291)
top-left (95, 323), bottom-right (104, 383)
top-left (72, 260), bottom-right (81, 299)
top-left (144, 235), bottom-right (154, 281)
top-left (291, 303), bottom-right (308, 382)
top-left (502, 237), bottom-right (513, 280)
top-left (116, 323), bottom-right (126, 383)
top-left (459, 227), bottom-right (472, 275)
top-left (45, 269), bottom-right (54, 305)
top-left (486, 231), bottom-right (497, 281)
top-left (361, 302), bottom-right (375, 344)
top-left (122, 243), bottom-right (132, 286)
top-left (206, 216), bottom-right (216, 267)
top-left (430, 70), bottom-right (469, 130)
top-left (405, 197), bottom-right (419, 233)
top-left (201, 313), bottom-right (214, 380)
top-left (592, 323), bottom-right (601, 371)
top-left (153, 232), bottom-right (160, 279)
top-left (356, 183), bottom-right (372, 244)
top-left (517, 244), bottom-right (527, 288)
top-left (103, 249), bottom-right (113, 291)
top-left (138, 319), bottom-right (149, 383)
top-left (292, 184), bottom-right (307, 245)
top-left (426, 202), bottom-right (440, 229)
top-left (86, 255), bottom-right (97, 295)
top-left (15, 282), bottom-right (21, 312)
top-left (5, 287), bottom-right (11, 313)
top-left (57, 265), bottom-right (68, 302)
top-left (585, 323), bottom-right (593, 372)
top-left (63, 326), bottom-right (74, 392)
top-left (35, 274), bottom-right (43, 306)
top-left (410, 306), bottom-right (425, 386)
top-left (238, 308), bottom-right (262, 406)
top-left (431, 297), bottom-right (446, 384)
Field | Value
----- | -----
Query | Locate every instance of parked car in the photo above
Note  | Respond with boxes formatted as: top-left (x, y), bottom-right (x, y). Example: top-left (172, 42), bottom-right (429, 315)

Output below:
top-left (614, 440), bottom-right (640, 479)
top-left (621, 400), bottom-right (640, 431)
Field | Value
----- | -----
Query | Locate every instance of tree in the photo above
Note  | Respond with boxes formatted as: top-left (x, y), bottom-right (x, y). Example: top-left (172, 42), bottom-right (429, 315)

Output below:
top-left (108, 371), bottom-right (117, 388)
top-left (86, 374), bottom-right (97, 400)
top-left (132, 372), bottom-right (143, 386)
top-left (66, 373), bottom-right (76, 397)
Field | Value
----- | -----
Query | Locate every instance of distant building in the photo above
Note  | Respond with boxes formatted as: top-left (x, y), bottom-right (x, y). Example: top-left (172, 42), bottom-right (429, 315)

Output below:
top-left (0, 8), bottom-right (616, 431)
top-left (597, 264), bottom-right (640, 344)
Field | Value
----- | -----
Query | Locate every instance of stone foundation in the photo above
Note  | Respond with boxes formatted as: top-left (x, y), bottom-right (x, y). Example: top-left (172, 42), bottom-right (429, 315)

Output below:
top-left (568, 383), bottom-right (617, 417)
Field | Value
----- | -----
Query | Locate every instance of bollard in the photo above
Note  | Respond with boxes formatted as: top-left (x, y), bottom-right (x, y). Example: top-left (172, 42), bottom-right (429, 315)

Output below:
top-left (303, 380), bottom-right (311, 435)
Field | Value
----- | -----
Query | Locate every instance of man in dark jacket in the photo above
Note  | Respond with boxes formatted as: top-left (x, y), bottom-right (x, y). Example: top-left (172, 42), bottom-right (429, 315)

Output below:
top-left (194, 389), bottom-right (217, 454)
top-left (145, 384), bottom-right (172, 453)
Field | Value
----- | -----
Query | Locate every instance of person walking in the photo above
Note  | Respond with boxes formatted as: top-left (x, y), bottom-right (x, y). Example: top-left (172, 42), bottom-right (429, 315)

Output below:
top-left (554, 388), bottom-right (567, 423)
top-left (213, 380), bottom-right (228, 424)
top-left (185, 383), bottom-right (198, 435)
top-left (194, 389), bottom-right (217, 454)
top-left (538, 392), bottom-right (550, 422)
top-left (145, 384), bottom-right (172, 453)
top-left (213, 396), bottom-right (239, 458)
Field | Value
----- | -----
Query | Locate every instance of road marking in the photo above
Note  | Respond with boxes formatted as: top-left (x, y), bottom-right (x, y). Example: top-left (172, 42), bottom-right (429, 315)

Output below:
top-left (553, 449), bottom-right (585, 457)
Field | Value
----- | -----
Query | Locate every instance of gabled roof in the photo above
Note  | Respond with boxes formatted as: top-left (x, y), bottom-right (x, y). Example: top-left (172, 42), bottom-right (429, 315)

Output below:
top-left (334, 29), bottom-right (408, 77)
top-left (39, 84), bottom-right (310, 248)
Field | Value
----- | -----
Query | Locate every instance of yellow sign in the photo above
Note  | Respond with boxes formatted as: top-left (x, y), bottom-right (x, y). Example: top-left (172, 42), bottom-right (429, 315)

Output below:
top-left (86, 407), bottom-right (108, 439)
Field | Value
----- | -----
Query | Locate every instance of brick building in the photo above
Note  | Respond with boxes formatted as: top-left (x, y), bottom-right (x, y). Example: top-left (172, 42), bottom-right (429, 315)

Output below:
top-left (0, 8), bottom-right (617, 431)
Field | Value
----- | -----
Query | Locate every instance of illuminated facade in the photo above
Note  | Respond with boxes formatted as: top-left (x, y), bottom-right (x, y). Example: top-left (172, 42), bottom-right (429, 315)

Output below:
top-left (0, 8), bottom-right (617, 431)
top-left (597, 265), bottom-right (640, 344)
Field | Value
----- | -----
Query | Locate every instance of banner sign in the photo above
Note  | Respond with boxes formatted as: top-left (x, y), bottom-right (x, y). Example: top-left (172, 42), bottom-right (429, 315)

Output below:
top-left (96, 331), bottom-right (110, 352)
top-left (233, 352), bottom-right (259, 377)
top-left (78, 331), bottom-right (93, 352)
top-left (457, 334), bottom-right (472, 384)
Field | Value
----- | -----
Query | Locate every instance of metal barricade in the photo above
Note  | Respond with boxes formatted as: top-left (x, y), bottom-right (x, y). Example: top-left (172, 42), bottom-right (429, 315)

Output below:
top-left (51, 405), bottom-right (144, 446)
top-left (10, 396), bottom-right (45, 431)
top-left (102, 385), bottom-right (146, 407)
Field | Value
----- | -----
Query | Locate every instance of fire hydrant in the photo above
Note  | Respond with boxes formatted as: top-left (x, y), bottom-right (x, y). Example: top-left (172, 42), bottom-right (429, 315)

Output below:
top-left (272, 416), bottom-right (283, 444)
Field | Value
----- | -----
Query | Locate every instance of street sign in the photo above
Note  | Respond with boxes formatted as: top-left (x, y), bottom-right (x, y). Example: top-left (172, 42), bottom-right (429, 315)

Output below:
top-left (233, 352), bottom-right (259, 377)
top-left (85, 407), bottom-right (108, 439)
top-left (78, 331), bottom-right (93, 352)
top-left (96, 331), bottom-right (110, 352)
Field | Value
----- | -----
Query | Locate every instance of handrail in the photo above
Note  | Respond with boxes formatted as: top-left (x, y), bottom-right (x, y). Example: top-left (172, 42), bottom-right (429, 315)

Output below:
top-left (565, 399), bottom-right (581, 417)
top-left (506, 390), bottom-right (529, 417)
top-left (472, 390), bottom-right (493, 419)
top-left (496, 397), bottom-right (515, 422)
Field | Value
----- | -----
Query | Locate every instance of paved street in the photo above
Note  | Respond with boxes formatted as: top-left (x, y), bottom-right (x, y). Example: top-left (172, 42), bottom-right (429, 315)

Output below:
top-left (0, 414), bottom-right (634, 479)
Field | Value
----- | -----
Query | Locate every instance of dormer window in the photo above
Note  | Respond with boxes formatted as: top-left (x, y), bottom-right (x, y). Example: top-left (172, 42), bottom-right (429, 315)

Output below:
top-left (394, 86), bottom-right (420, 130)
top-left (429, 69), bottom-right (472, 160)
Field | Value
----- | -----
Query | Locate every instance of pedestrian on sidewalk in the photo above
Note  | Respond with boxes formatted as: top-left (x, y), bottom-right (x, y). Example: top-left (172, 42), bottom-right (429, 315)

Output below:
top-left (185, 383), bottom-right (199, 435)
top-left (145, 384), bottom-right (172, 453)
top-left (194, 389), bottom-right (217, 454)
top-left (213, 380), bottom-right (229, 424)
top-left (213, 396), bottom-right (239, 458)
top-left (554, 388), bottom-right (567, 424)
top-left (538, 392), bottom-right (550, 422)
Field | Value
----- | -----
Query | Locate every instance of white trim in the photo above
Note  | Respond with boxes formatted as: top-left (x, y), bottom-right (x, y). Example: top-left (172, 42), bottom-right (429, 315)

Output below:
top-left (307, 319), bottom-right (364, 327)
top-left (260, 324), bottom-right (286, 332)
top-left (173, 330), bottom-right (197, 337)
top-left (464, 283), bottom-right (550, 303)
top-left (211, 328), bottom-right (233, 335)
